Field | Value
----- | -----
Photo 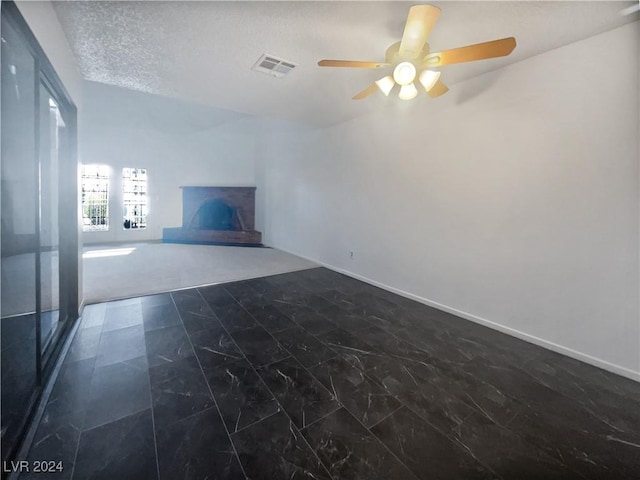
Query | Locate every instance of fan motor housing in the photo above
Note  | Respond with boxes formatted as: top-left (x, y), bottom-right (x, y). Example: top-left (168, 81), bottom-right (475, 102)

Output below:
top-left (385, 41), bottom-right (430, 64)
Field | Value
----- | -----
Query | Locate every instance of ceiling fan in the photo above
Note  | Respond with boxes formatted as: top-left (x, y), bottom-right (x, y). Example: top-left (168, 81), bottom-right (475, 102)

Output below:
top-left (318, 4), bottom-right (516, 100)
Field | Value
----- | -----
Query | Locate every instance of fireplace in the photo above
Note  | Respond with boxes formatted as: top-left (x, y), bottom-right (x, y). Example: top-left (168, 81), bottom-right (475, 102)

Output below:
top-left (196, 199), bottom-right (237, 230)
top-left (162, 186), bottom-right (262, 246)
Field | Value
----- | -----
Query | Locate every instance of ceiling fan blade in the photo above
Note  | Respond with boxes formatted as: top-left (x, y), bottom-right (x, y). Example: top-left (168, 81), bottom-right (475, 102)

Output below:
top-left (398, 5), bottom-right (441, 59)
top-left (427, 79), bottom-right (449, 98)
top-left (424, 37), bottom-right (516, 67)
top-left (352, 83), bottom-right (379, 100)
top-left (318, 60), bottom-right (390, 68)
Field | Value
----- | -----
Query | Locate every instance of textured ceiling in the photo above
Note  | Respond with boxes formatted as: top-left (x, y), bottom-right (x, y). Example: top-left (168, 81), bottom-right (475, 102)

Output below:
top-left (53, 1), bottom-right (638, 127)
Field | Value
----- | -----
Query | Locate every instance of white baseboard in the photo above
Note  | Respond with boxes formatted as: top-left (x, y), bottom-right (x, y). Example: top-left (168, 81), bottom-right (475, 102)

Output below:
top-left (277, 247), bottom-right (640, 383)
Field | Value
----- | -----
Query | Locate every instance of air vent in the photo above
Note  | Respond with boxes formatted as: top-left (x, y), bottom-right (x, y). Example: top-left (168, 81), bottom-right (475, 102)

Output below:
top-left (252, 54), bottom-right (296, 78)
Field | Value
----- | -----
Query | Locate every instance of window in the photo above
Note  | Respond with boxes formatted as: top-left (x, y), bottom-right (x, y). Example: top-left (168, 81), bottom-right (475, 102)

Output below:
top-left (122, 167), bottom-right (147, 229)
top-left (81, 165), bottom-right (109, 231)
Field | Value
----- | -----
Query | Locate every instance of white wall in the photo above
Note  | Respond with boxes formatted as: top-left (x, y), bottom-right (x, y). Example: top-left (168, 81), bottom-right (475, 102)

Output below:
top-left (81, 81), bottom-right (259, 243)
top-left (15, 1), bottom-right (82, 107)
top-left (258, 22), bottom-right (640, 379)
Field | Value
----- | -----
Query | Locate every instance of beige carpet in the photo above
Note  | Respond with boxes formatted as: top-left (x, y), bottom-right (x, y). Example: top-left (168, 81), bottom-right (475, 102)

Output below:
top-left (82, 243), bottom-right (317, 305)
top-left (2, 243), bottom-right (317, 315)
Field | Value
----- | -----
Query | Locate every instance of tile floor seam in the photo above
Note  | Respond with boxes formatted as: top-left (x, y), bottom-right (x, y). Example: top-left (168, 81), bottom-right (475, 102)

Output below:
top-left (329, 406), bottom-right (421, 480)
top-left (382, 404), bottom-right (502, 480)
top-left (84, 324), bottom-right (150, 425)
top-left (440, 408), bottom-right (509, 479)
top-left (237, 303), bottom-right (420, 480)
top-left (196, 288), bottom-right (335, 480)
top-left (269, 327), bottom-right (341, 370)
top-left (366, 404), bottom-right (405, 430)
top-left (232, 299), bottom-right (339, 404)
top-left (139, 305), bottom-right (162, 480)
top-left (68, 309), bottom-right (107, 480)
top-left (171, 291), bottom-right (250, 480)
top-left (177, 307), bottom-right (217, 321)
top-left (309, 353), bottom-right (340, 369)
top-left (151, 404), bottom-right (220, 431)
top-left (228, 409), bottom-right (281, 436)
top-left (85, 297), bottom-right (161, 480)
top-left (393, 404), bottom-right (505, 480)
top-left (240, 290), bottom-right (458, 454)
top-left (254, 354), bottom-right (294, 370)
top-left (282, 292), bottom-right (398, 356)
top-left (269, 302), bottom-right (374, 366)
top-left (79, 403), bottom-right (151, 435)
top-left (298, 405), bottom-right (344, 432)
top-left (453, 407), bottom-right (589, 480)
top-left (67, 426), bottom-right (82, 480)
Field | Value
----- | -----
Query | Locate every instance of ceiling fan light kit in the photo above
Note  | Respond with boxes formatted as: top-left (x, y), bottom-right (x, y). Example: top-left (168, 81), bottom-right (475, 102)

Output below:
top-left (318, 4), bottom-right (517, 101)
top-left (419, 70), bottom-right (441, 92)
top-left (393, 62), bottom-right (417, 85)
top-left (375, 75), bottom-right (395, 96)
top-left (399, 83), bottom-right (418, 100)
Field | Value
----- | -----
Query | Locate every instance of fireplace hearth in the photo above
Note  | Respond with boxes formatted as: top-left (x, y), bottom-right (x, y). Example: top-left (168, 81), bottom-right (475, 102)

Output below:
top-left (162, 186), bottom-right (262, 246)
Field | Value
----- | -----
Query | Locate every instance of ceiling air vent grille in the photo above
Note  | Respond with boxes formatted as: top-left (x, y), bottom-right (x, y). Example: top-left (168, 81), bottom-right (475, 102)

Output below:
top-left (252, 54), bottom-right (296, 78)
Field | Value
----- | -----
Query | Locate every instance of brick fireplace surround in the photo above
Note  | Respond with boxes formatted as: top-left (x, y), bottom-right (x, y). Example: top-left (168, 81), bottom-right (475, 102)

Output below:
top-left (162, 186), bottom-right (262, 246)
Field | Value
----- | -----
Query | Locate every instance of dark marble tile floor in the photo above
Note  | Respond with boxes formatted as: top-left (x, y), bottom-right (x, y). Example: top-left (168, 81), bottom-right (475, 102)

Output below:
top-left (1, 310), bottom-right (61, 462)
top-left (18, 267), bottom-right (640, 479)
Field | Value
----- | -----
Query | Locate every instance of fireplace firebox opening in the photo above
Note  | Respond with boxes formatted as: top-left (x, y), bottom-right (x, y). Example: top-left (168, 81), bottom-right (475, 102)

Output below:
top-left (162, 186), bottom-right (262, 246)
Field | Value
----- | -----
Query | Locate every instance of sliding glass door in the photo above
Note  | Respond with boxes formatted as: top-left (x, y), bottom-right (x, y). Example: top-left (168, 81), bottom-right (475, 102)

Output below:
top-left (0, 9), bottom-right (39, 463)
top-left (1, 2), bottom-right (79, 464)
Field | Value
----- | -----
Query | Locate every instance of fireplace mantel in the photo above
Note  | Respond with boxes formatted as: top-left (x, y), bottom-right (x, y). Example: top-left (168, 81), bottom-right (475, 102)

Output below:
top-left (162, 186), bottom-right (262, 246)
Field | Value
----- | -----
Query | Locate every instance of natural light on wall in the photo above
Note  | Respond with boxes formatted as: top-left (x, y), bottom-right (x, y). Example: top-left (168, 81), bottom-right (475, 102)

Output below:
top-left (82, 247), bottom-right (136, 259)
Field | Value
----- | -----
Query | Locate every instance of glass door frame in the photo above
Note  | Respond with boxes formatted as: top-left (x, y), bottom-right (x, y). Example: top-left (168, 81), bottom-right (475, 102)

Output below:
top-left (1, 0), bottom-right (79, 465)
top-left (37, 77), bottom-right (72, 368)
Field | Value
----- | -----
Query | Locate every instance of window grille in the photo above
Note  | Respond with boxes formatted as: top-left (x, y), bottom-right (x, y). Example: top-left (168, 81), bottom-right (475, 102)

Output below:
top-left (81, 165), bottom-right (109, 231)
top-left (122, 168), bottom-right (147, 229)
